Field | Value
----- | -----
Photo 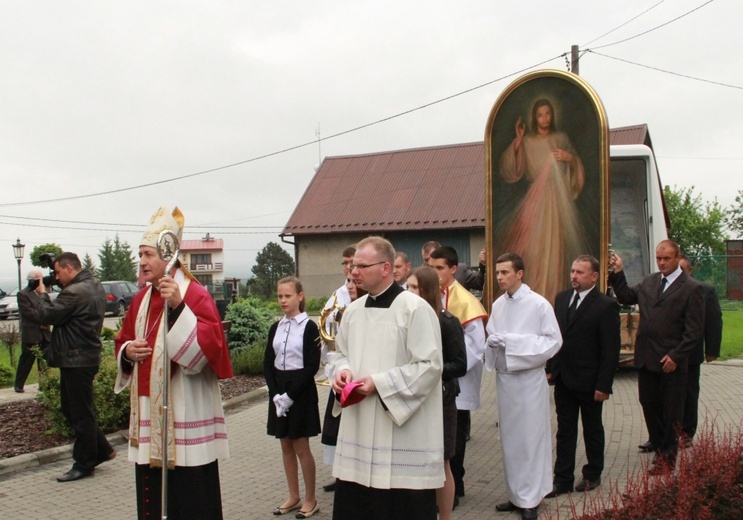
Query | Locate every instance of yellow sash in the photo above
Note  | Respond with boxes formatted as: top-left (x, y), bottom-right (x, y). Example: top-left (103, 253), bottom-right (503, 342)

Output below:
top-left (445, 282), bottom-right (487, 326)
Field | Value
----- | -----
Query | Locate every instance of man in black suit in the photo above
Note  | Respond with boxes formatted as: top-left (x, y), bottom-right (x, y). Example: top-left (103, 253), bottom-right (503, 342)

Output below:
top-left (679, 255), bottom-right (722, 441)
top-left (13, 269), bottom-right (51, 392)
top-left (546, 255), bottom-right (620, 497)
top-left (609, 240), bottom-right (704, 474)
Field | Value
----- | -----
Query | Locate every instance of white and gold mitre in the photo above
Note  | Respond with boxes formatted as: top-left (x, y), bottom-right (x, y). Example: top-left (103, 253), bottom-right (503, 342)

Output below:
top-left (140, 206), bottom-right (185, 248)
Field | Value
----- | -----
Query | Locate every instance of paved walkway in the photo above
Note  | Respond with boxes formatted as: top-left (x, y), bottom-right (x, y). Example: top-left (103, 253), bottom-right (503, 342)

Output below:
top-left (1, 361), bottom-right (742, 519)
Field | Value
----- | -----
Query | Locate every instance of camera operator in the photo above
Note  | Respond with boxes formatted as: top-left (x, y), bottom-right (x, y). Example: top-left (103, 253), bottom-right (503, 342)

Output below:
top-left (13, 269), bottom-right (51, 393)
top-left (36, 252), bottom-right (115, 482)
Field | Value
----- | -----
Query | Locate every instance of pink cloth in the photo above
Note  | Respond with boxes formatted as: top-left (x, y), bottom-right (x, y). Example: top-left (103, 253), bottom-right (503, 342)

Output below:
top-left (340, 381), bottom-right (366, 408)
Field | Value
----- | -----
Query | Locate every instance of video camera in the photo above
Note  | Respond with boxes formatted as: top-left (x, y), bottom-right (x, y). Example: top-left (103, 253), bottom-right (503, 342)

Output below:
top-left (29, 253), bottom-right (59, 289)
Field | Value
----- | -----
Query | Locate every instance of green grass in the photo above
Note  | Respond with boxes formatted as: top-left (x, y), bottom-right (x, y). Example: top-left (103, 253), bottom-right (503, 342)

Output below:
top-left (721, 308), bottom-right (743, 360)
top-left (0, 343), bottom-right (40, 386)
top-left (0, 340), bottom-right (117, 388)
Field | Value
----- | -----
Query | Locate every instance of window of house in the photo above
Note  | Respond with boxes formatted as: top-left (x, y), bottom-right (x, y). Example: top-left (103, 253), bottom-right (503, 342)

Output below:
top-left (192, 254), bottom-right (212, 265)
top-left (194, 274), bottom-right (212, 287)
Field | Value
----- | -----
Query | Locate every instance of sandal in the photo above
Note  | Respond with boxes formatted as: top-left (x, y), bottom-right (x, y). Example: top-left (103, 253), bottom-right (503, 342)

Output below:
top-left (273, 498), bottom-right (302, 516)
top-left (295, 500), bottom-right (320, 519)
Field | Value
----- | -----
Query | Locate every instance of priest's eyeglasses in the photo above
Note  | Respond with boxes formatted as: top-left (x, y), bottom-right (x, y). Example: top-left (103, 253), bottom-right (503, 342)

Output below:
top-left (350, 261), bottom-right (386, 270)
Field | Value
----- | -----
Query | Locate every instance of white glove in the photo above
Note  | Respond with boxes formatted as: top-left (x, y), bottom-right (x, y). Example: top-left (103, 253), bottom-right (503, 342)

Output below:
top-left (273, 394), bottom-right (286, 417)
top-left (487, 333), bottom-right (506, 349)
top-left (279, 393), bottom-right (294, 416)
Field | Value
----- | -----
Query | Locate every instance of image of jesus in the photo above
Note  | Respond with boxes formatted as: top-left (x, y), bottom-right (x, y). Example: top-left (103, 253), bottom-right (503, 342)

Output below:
top-left (498, 98), bottom-right (589, 304)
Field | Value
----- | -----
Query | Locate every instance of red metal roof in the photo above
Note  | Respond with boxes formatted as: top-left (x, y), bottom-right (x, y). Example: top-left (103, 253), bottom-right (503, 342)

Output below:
top-left (608, 124), bottom-right (651, 146)
top-left (180, 238), bottom-right (223, 251)
top-left (283, 127), bottom-right (652, 236)
top-left (283, 142), bottom-right (486, 235)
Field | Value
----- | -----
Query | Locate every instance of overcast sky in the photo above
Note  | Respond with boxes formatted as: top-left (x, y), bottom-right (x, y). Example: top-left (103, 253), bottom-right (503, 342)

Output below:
top-left (0, 0), bottom-right (740, 288)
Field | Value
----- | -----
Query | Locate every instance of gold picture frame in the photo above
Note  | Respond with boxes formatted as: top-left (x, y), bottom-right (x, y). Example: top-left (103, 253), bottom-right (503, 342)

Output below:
top-left (484, 69), bottom-right (609, 308)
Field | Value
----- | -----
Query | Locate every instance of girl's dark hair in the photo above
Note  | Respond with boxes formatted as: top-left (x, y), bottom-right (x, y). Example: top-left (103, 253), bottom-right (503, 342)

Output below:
top-left (277, 276), bottom-right (305, 312)
top-left (408, 266), bottom-right (442, 314)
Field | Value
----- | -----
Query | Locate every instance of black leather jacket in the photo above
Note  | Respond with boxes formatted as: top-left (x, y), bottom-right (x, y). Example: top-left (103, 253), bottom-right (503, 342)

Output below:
top-left (37, 269), bottom-right (106, 368)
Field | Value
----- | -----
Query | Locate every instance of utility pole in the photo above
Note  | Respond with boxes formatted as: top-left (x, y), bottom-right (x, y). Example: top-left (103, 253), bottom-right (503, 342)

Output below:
top-left (571, 45), bottom-right (580, 75)
top-left (316, 123), bottom-right (322, 166)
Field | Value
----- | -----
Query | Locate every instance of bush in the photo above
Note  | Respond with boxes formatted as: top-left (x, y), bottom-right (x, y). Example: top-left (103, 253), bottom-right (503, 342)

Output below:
top-left (230, 344), bottom-right (266, 375)
top-left (264, 300), bottom-right (281, 314)
top-left (262, 297), bottom-right (326, 315)
top-left (225, 297), bottom-right (276, 350)
top-left (38, 354), bottom-right (130, 438)
top-left (306, 297), bottom-right (327, 314)
top-left (549, 424), bottom-right (743, 520)
top-left (101, 327), bottom-right (117, 341)
top-left (0, 364), bottom-right (13, 386)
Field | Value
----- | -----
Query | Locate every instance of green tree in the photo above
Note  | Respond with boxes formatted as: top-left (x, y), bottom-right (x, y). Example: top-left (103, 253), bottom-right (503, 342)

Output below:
top-left (249, 242), bottom-right (295, 299)
top-left (29, 243), bottom-right (63, 268)
top-left (664, 185), bottom-right (727, 257)
top-left (98, 235), bottom-right (137, 281)
top-left (82, 253), bottom-right (98, 275)
top-left (726, 189), bottom-right (743, 238)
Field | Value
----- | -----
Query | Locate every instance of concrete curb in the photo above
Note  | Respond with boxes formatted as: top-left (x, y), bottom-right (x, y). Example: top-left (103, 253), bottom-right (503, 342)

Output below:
top-left (0, 430), bottom-right (129, 477)
top-left (223, 385), bottom-right (269, 412)
top-left (0, 385), bottom-right (269, 478)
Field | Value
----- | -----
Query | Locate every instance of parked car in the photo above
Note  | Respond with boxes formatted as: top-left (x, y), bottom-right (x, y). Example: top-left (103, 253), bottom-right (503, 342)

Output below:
top-left (0, 289), bottom-right (19, 319)
top-left (102, 281), bottom-right (140, 316)
top-left (0, 286), bottom-right (62, 320)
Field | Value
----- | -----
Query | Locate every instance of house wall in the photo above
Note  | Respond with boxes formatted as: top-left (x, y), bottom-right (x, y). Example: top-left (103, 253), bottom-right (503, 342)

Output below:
top-left (295, 229), bottom-right (485, 298)
top-left (179, 249), bottom-right (226, 289)
top-left (295, 233), bottom-right (362, 298)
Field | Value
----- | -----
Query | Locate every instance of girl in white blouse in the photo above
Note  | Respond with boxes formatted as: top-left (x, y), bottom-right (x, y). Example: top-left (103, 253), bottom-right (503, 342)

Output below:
top-left (264, 277), bottom-right (321, 518)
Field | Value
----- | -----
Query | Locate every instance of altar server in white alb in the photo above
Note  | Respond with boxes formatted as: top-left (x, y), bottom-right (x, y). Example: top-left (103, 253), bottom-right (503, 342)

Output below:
top-left (329, 236), bottom-right (445, 520)
top-left (114, 206), bottom-right (233, 520)
top-left (485, 252), bottom-right (561, 520)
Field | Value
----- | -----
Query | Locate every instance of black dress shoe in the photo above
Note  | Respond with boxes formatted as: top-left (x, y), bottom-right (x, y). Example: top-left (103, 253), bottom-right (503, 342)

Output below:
top-left (575, 478), bottom-right (601, 492)
top-left (14, 387), bottom-right (24, 393)
top-left (95, 450), bottom-right (117, 467)
top-left (545, 483), bottom-right (573, 498)
top-left (638, 440), bottom-right (654, 452)
top-left (57, 468), bottom-right (94, 482)
top-left (521, 507), bottom-right (538, 519)
top-left (495, 501), bottom-right (519, 512)
top-left (322, 480), bottom-right (336, 492)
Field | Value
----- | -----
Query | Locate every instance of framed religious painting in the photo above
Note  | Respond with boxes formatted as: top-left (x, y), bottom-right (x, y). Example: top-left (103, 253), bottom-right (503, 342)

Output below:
top-left (484, 69), bottom-right (609, 307)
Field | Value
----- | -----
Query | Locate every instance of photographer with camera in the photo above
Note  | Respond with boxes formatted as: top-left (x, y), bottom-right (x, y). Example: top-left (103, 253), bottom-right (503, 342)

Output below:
top-left (13, 269), bottom-right (51, 393)
top-left (35, 252), bottom-right (115, 482)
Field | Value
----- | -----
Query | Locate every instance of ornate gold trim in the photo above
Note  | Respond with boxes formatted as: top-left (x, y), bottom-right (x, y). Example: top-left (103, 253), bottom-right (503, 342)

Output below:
top-left (483, 69), bottom-right (610, 311)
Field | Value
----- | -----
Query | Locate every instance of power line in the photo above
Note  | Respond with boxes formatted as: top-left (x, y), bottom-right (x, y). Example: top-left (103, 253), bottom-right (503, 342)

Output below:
top-left (0, 54), bottom-right (564, 209)
top-left (0, 220), bottom-right (281, 235)
top-left (582, 0), bottom-right (666, 47)
top-left (587, 50), bottom-right (743, 90)
top-left (0, 213), bottom-right (282, 229)
top-left (591, 0), bottom-right (716, 50)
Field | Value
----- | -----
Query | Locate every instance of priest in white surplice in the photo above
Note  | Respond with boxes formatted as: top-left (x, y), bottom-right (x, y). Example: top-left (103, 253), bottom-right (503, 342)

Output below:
top-left (329, 237), bottom-right (445, 520)
top-left (485, 252), bottom-right (562, 520)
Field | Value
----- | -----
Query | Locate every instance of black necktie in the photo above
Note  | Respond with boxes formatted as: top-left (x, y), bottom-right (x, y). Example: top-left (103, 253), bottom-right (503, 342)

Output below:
top-left (658, 277), bottom-right (667, 299)
top-left (567, 292), bottom-right (580, 321)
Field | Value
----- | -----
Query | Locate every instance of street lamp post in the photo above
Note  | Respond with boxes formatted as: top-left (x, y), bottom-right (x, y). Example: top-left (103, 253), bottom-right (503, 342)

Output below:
top-left (12, 238), bottom-right (25, 292)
